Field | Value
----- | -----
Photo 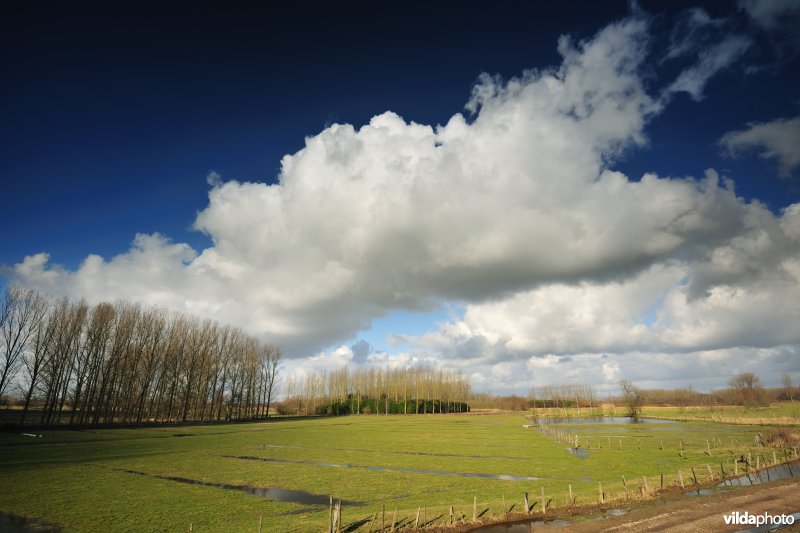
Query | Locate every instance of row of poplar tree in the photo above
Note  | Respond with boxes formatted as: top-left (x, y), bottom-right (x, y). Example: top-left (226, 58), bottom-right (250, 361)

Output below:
top-left (284, 366), bottom-right (472, 415)
top-left (1, 285), bottom-right (281, 427)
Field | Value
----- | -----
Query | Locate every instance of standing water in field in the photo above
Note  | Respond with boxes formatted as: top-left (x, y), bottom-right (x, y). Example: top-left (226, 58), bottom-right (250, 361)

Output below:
top-left (531, 417), bottom-right (671, 425)
top-left (116, 469), bottom-right (364, 506)
top-left (226, 456), bottom-right (544, 481)
top-left (0, 512), bottom-right (60, 532)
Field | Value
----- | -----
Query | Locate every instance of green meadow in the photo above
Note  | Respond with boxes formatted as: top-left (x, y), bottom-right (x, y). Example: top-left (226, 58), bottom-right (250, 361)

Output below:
top-left (0, 412), bottom-right (796, 531)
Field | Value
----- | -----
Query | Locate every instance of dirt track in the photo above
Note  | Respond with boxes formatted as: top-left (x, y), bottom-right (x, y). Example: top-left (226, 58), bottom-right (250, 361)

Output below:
top-left (563, 477), bottom-right (800, 532)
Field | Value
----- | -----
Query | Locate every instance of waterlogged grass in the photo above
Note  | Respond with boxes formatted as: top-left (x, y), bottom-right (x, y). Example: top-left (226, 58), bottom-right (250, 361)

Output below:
top-left (0, 414), bottom-right (794, 531)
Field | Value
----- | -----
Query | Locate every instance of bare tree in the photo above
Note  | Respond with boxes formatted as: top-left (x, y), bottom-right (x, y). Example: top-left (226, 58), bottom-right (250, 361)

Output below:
top-left (19, 296), bottom-right (59, 424)
top-left (620, 380), bottom-right (642, 422)
top-left (728, 372), bottom-right (763, 407)
top-left (0, 286), bottom-right (48, 398)
top-left (261, 343), bottom-right (281, 418)
top-left (782, 372), bottom-right (794, 402)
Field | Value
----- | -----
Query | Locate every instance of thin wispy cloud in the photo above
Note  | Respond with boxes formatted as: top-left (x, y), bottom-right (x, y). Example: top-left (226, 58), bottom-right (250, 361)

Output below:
top-left (720, 116), bottom-right (800, 178)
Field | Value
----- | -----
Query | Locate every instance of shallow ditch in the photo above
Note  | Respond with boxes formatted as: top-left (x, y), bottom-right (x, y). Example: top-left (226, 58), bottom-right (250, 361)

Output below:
top-left (0, 512), bottom-right (60, 532)
top-left (719, 460), bottom-right (800, 487)
top-left (116, 468), bottom-right (363, 506)
top-left (225, 455), bottom-right (543, 481)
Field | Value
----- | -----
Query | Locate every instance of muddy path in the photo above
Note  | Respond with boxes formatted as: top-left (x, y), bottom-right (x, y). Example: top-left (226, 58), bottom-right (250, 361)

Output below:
top-left (563, 477), bottom-right (800, 532)
top-left (460, 476), bottom-right (800, 532)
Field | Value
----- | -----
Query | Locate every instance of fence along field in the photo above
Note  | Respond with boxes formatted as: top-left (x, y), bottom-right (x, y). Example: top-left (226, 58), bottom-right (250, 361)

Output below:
top-left (1, 410), bottom-right (798, 531)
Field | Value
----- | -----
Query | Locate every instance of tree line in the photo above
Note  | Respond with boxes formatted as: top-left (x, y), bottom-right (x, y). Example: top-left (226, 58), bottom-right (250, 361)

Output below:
top-left (0, 285), bottom-right (281, 426)
top-left (613, 373), bottom-right (796, 408)
top-left (283, 366), bottom-right (471, 415)
top-left (528, 383), bottom-right (598, 409)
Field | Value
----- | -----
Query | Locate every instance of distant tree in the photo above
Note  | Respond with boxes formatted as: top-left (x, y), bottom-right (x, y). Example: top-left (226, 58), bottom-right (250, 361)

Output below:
top-left (728, 372), bottom-right (764, 407)
top-left (620, 380), bottom-right (642, 422)
top-left (782, 372), bottom-right (794, 402)
top-left (0, 286), bottom-right (48, 398)
top-left (261, 343), bottom-right (281, 418)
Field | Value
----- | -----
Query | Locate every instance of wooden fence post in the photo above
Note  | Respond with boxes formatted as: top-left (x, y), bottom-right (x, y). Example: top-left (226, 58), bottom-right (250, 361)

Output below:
top-left (622, 476), bottom-right (628, 499)
top-left (524, 492), bottom-right (529, 514)
top-left (541, 486), bottom-right (546, 515)
top-left (473, 496), bottom-right (477, 522)
top-left (568, 484), bottom-right (573, 505)
top-left (368, 510), bottom-right (377, 533)
top-left (678, 470), bottom-right (684, 489)
top-left (598, 482), bottom-right (604, 504)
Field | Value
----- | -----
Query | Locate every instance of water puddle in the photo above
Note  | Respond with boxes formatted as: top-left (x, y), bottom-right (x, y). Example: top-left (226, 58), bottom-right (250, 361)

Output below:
top-left (565, 446), bottom-right (589, 459)
top-left (116, 469), bottom-right (363, 506)
top-left (687, 488), bottom-right (724, 497)
top-left (472, 519), bottom-right (571, 532)
top-left (606, 509), bottom-right (628, 516)
top-left (226, 456), bottom-right (543, 481)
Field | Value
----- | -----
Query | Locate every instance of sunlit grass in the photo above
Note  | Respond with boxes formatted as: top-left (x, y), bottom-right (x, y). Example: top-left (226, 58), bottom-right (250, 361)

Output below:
top-left (0, 413), bottom-right (795, 531)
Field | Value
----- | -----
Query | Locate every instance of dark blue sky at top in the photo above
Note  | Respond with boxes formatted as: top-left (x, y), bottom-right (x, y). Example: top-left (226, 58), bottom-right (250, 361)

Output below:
top-left (1, 0), bottom-right (798, 274)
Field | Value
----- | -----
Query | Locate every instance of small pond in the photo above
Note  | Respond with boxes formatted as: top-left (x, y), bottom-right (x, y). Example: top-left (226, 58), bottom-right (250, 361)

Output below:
top-left (531, 417), bottom-right (671, 425)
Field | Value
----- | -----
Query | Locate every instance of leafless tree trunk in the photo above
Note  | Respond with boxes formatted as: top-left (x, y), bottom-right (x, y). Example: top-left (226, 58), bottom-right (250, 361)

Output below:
top-left (1, 286), bottom-right (48, 398)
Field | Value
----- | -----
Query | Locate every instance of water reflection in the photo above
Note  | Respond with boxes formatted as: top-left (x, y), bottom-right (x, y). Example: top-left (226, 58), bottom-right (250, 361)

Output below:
top-left (226, 455), bottom-right (543, 481)
top-left (531, 417), bottom-right (670, 425)
top-left (116, 469), bottom-right (362, 506)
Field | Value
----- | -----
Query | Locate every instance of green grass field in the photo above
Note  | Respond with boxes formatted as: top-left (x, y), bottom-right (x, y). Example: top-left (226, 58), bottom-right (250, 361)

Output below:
top-left (1, 412), bottom-right (797, 531)
top-left (640, 403), bottom-right (800, 424)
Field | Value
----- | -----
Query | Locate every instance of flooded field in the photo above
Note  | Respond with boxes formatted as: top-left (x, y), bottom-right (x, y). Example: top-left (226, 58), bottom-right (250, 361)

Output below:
top-left (0, 413), bottom-right (796, 531)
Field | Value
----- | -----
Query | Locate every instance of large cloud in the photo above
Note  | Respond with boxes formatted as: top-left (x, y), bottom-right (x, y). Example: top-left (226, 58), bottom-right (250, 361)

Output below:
top-left (7, 11), bottom-right (800, 393)
top-left (410, 199), bottom-right (800, 361)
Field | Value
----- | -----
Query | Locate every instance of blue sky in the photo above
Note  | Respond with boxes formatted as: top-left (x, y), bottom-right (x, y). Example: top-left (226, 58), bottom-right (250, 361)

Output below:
top-left (2, 1), bottom-right (800, 394)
